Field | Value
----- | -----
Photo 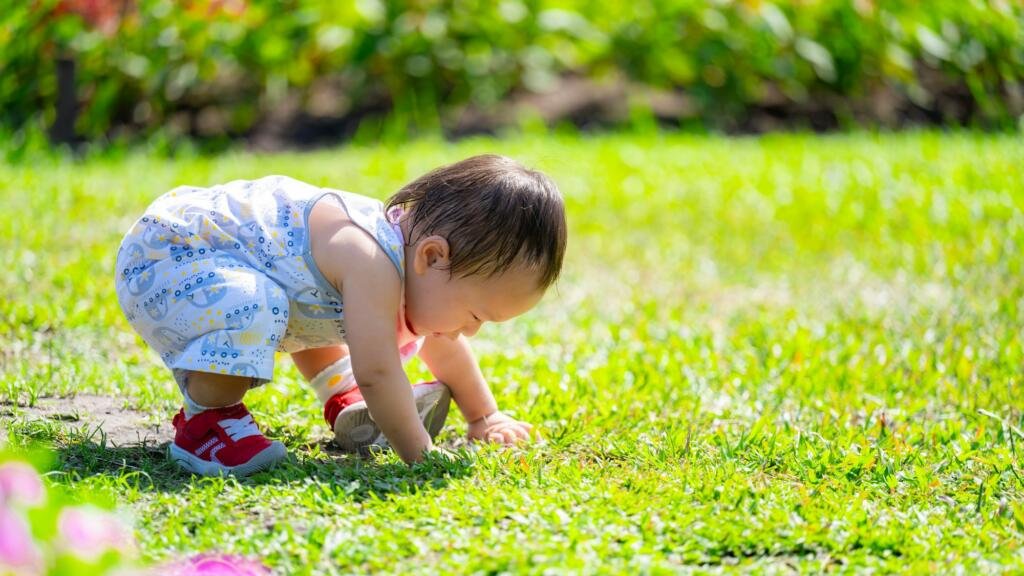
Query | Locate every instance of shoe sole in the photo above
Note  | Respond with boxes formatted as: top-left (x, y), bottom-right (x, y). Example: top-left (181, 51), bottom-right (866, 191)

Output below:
top-left (168, 440), bottom-right (287, 477)
top-left (333, 382), bottom-right (451, 454)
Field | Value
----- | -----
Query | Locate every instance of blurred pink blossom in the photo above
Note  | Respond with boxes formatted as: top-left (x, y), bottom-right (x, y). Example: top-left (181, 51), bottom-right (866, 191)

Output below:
top-left (0, 462), bottom-right (45, 507)
top-left (160, 554), bottom-right (270, 576)
top-left (0, 506), bottom-right (41, 574)
top-left (57, 505), bottom-right (135, 561)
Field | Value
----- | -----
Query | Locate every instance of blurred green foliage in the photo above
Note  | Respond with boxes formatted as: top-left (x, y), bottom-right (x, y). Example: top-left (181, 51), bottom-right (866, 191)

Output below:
top-left (1, 0), bottom-right (1022, 144)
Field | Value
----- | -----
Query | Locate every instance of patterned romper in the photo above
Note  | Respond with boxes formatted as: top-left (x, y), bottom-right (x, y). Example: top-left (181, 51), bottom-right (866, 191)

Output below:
top-left (114, 175), bottom-right (423, 392)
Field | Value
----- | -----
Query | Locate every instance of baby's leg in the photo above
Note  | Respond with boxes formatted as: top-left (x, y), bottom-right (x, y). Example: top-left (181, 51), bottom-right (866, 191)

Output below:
top-left (118, 253), bottom-right (290, 475)
top-left (292, 345), bottom-right (349, 381)
top-left (293, 344), bottom-right (451, 453)
top-left (292, 338), bottom-right (425, 402)
top-left (292, 345), bottom-right (355, 403)
top-left (185, 370), bottom-right (253, 409)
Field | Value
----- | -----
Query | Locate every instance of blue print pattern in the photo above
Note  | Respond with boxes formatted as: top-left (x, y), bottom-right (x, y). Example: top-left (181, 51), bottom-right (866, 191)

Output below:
top-left (114, 176), bottom-right (410, 386)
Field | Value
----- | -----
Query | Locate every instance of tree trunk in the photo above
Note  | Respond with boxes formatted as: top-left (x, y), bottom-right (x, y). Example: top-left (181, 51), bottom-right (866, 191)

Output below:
top-left (51, 57), bottom-right (77, 145)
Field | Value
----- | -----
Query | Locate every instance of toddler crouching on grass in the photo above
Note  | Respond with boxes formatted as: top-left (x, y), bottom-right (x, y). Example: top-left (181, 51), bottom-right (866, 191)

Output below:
top-left (114, 155), bottom-right (566, 476)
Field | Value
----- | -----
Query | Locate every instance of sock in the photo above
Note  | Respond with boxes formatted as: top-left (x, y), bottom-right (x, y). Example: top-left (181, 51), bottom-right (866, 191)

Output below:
top-left (309, 356), bottom-right (357, 404)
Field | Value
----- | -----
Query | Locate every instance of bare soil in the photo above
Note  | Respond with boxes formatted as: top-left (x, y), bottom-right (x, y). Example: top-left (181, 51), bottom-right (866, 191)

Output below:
top-left (0, 394), bottom-right (172, 447)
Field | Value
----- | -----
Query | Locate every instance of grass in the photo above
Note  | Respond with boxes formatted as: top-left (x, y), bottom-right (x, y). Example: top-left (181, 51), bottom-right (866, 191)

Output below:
top-left (2, 131), bottom-right (1023, 573)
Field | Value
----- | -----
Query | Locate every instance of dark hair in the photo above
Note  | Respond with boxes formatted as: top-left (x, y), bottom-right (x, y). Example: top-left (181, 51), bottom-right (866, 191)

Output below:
top-left (386, 154), bottom-right (567, 289)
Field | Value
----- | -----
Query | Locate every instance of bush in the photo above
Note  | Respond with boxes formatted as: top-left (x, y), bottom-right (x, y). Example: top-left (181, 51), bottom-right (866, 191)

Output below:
top-left (1, 0), bottom-right (1022, 145)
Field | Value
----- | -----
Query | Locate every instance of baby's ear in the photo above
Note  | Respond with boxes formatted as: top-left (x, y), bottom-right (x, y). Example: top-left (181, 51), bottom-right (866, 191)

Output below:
top-left (413, 235), bottom-right (450, 272)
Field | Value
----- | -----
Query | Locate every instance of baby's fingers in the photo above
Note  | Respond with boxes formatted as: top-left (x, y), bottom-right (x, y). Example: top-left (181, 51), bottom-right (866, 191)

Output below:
top-left (509, 424), bottom-right (531, 442)
top-left (494, 423), bottom-right (531, 444)
top-left (479, 424), bottom-right (513, 445)
top-left (503, 427), bottom-right (524, 444)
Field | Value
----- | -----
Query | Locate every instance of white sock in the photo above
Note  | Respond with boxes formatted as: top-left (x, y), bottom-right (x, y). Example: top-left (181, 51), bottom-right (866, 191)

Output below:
top-left (309, 356), bottom-right (357, 404)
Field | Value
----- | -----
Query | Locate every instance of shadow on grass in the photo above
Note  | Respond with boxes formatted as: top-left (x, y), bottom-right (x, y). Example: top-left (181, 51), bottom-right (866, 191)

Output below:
top-left (269, 440), bottom-right (476, 500)
top-left (9, 420), bottom-right (474, 498)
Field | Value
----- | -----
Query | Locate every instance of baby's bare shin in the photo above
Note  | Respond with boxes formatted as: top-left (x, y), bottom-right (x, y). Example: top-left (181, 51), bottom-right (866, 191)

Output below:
top-left (186, 371), bottom-right (252, 407)
top-left (291, 345), bottom-right (349, 381)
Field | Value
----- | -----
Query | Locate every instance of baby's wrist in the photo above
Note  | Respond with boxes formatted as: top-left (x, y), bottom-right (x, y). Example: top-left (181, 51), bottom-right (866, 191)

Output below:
top-left (460, 397), bottom-right (500, 425)
top-left (468, 410), bottom-right (501, 427)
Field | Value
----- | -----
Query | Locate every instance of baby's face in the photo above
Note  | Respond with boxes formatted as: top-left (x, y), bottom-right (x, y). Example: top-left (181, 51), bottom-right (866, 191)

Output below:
top-left (403, 247), bottom-right (544, 341)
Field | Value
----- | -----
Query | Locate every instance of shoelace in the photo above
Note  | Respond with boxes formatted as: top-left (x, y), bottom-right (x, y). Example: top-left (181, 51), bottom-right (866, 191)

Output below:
top-left (219, 414), bottom-right (262, 442)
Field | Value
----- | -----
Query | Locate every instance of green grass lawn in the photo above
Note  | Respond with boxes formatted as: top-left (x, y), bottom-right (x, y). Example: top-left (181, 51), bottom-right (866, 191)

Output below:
top-left (2, 132), bottom-right (1023, 573)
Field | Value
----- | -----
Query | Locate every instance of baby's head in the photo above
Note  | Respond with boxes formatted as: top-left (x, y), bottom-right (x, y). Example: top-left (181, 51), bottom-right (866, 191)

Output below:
top-left (387, 154), bottom-right (567, 340)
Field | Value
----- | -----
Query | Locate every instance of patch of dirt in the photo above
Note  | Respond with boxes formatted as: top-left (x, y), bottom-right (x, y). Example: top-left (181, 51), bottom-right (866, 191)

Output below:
top-left (0, 394), bottom-right (172, 447)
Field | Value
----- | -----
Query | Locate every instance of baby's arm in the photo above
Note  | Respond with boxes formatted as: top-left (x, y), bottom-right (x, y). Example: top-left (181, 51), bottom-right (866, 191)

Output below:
top-left (418, 335), bottom-right (533, 444)
top-left (333, 240), bottom-right (434, 463)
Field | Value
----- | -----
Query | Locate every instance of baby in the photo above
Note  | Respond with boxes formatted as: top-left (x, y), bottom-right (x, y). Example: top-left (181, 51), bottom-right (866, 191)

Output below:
top-left (114, 155), bottom-right (566, 476)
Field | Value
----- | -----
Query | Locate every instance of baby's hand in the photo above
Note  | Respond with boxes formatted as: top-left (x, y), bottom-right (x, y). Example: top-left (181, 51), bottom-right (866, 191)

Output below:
top-left (467, 411), bottom-right (534, 445)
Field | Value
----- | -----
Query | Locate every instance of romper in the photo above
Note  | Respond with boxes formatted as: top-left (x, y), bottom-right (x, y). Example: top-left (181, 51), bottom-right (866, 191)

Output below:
top-left (113, 175), bottom-right (423, 390)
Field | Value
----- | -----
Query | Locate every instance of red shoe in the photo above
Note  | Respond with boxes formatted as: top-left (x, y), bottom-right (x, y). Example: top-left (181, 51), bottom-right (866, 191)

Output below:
top-left (168, 404), bottom-right (287, 476)
top-left (325, 382), bottom-right (451, 454)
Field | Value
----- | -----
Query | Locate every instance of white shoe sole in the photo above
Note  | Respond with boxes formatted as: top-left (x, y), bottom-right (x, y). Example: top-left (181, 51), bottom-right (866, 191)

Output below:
top-left (333, 382), bottom-right (451, 454)
top-left (168, 440), bottom-right (287, 477)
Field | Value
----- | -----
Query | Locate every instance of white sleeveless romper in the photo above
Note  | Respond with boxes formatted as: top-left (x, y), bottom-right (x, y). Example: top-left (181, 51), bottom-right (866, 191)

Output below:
top-left (113, 175), bottom-right (423, 389)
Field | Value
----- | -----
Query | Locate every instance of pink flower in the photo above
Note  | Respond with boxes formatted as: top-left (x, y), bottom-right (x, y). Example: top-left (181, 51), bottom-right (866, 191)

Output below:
top-left (57, 505), bottom-right (135, 561)
top-left (0, 506), bottom-right (41, 573)
top-left (0, 462), bottom-right (45, 507)
top-left (160, 554), bottom-right (271, 576)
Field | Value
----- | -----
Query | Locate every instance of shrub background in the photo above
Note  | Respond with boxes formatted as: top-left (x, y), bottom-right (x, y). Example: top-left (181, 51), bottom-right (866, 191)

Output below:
top-left (2, 0), bottom-right (1023, 146)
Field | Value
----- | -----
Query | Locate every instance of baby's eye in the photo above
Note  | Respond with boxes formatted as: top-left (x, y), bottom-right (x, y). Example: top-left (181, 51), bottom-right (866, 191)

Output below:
top-left (471, 313), bottom-right (480, 322)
